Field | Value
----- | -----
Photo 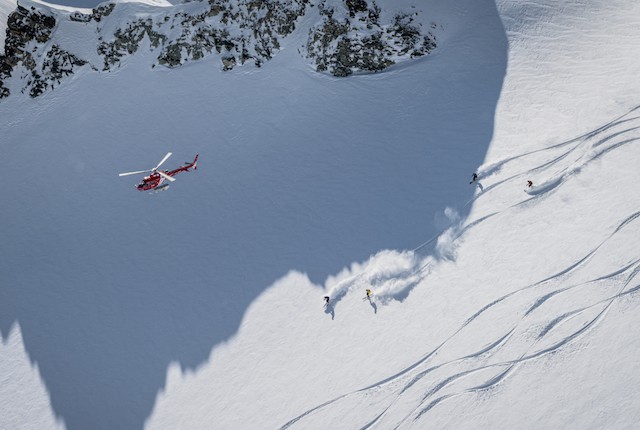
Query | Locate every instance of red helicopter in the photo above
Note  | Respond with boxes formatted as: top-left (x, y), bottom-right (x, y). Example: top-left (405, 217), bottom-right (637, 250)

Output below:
top-left (119, 152), bottom-right (198, 191)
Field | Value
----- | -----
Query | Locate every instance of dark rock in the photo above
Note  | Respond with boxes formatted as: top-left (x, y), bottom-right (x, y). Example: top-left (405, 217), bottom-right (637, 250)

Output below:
top-left (0, 6), bottom-right (58, 97)
top-left (91, 3), bottom-right (115, 22)
top-left (345, 0), bottom-right (368, 18)
top-left (98, 19), bottom-right (167, 70)
top-left (306, 1), bottom-right (436, 77)
top-left (221, 55), bottom-right (236, 70)
top-left (70, 12), bottom-right (91, 23)
top-left (158, 43), bottom-right (183, 67)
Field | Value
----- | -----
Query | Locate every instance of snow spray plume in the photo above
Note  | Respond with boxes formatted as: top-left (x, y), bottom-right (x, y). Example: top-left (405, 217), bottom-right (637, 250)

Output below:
top-left (435, 207), bottom-right (462, 261)
top-left (325, 250), bottom-right (430, 305)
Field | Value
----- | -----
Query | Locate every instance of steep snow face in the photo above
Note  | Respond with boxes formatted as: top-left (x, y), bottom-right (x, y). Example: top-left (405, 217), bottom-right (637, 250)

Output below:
top-left (0, 0), bottom-right (506, 429)
top-left (144, 0), bottom-right (640, 429)
top-left (0, 0), bottom-right (17, 54)
top-left (490, 0), bottom-right (640, 159)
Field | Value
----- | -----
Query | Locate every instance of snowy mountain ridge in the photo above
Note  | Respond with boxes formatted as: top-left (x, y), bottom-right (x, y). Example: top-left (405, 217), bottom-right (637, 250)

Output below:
top-left (0, 0), bottom-right (437, 98)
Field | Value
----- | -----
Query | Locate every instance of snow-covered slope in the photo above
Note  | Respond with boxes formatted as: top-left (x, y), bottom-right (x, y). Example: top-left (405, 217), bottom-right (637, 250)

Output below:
top-left (0, 326), bottom-right (65, 430)
top-left (146, 0), bottom-right (640, 428)
top-left (1, 0), bottom-right (639, 429)
top-left (0, 0), bottom-right (17, 54)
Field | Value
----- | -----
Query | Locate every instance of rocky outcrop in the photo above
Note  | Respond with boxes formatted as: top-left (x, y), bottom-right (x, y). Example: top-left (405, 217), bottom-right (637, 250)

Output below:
top-left (0, 0), bottom-right (438, 99)
top-left (0, 5), bottom-right (56, 98)
top-left (30, 45), bottom-right (87, 97)
top-left (93, 0), bottom-right (310, 71)
top-left (306, 1), bottom-right (437, 76)
top-left (98, 18), bottom-right (167, 70)
top-left (0, 4), bottom-right (91, 98)
top-left (70, 3), bottom-right (115, 23)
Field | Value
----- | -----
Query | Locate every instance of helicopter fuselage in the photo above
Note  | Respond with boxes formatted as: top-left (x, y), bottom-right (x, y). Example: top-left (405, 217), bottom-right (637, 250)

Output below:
top-left (120, 153), bottom-right (198, 191)
top-left (136, 155), bottom-right (198, 191)
top-left (137, 172), bottom-right (165, 191)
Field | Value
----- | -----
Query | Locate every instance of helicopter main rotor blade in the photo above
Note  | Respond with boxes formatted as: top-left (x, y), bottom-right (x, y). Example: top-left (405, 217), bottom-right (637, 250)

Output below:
top-left (119, 170), bottom-right (151, 177)
top-left (154, 152), bottom-right (173, 171)
top-left (157, 170), bottom-right (176, 182)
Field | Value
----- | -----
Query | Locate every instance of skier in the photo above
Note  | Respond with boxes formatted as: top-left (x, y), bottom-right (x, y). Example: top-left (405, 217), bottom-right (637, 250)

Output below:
top-left (527, 180), bottom-right (533, 188)
top-left (470, 173), bottom-right (478, 184)
top-left (366, 289), bottom-right (372, 298)
top-left (324, 296), bottom-right (330, 306)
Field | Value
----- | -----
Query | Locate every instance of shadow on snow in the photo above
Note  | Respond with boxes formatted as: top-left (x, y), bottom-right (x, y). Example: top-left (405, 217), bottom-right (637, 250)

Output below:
top-left (0, 1), bottom-right (507, 429)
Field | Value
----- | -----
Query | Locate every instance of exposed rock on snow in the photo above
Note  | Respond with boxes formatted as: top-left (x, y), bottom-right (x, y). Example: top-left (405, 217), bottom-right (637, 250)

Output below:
top-left (98, 18), bottom-right (167, 70)
top-left (306, 1), bottom-right (437, 76)
top-left (0, 0), bottom-right (437, 98)
top-left (31, 44), bottom-right (87, 96)
top-left (69, 3), bottom-right (115, 23)
top-left (0, 4), bottom-right (57, 98)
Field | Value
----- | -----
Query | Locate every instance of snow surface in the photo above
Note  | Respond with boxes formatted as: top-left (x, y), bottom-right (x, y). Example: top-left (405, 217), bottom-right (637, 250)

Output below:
top-left (0, 0), bottom-right (17, 55)
top-left (1, 0), bottom-right (639, 429)
top-left (0, 325), bottom-right (65, 430)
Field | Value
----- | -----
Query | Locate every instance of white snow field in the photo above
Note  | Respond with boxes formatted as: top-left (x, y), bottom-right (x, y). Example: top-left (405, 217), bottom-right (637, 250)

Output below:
top-left (0, 0), bottom-right (16, 54)
top-left (1, 0), bottom-right (639, 429)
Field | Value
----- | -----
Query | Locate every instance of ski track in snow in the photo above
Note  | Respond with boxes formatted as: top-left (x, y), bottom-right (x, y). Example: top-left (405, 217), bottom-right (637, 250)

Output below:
top-left (281, 108), bottom-right (640, 429)
top-left (469, 105), bottom-right (640, 204)
top-left (325, 105), bottom-right (640, 312)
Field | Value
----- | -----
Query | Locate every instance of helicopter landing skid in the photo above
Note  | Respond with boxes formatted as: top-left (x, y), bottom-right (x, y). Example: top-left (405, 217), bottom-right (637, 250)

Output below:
top-left (151, 184), bottom-right (170, 194)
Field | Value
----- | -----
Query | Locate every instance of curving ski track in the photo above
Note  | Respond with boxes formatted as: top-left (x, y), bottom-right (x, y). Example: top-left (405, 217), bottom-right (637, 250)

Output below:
top-left (283, 109), bottom-right (640, 429)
